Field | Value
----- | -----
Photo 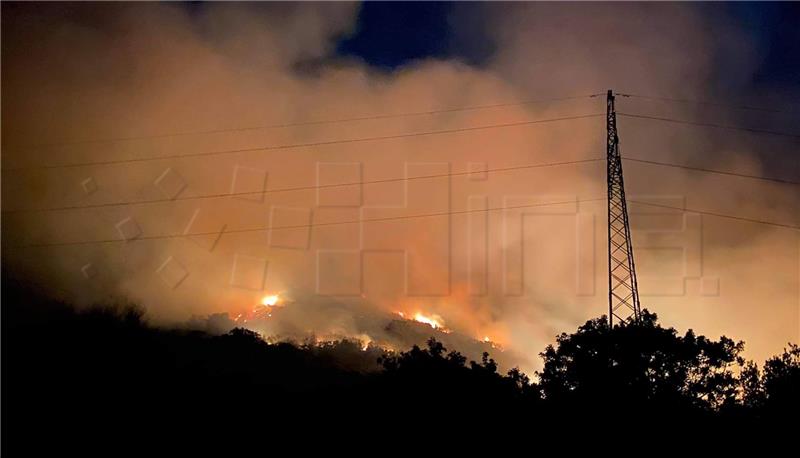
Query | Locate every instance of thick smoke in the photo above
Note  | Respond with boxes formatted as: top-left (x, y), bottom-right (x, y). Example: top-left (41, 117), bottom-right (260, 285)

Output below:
top-left (2, 2), bottom-right (797, 373)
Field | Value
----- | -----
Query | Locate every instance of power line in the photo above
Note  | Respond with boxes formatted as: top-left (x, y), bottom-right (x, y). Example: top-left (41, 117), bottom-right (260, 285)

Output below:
top-left (629, 200), bottom-right (799, 230)
top-left (15, 197), bottom-right (607, 248)
top-left (618, 93), bottom-right (800, 115)
top-left (617, 112), bottom-right (800, 139)
top-left (2, 157), bottom-right (605, 214)
top-left (5, 113), bottom-right (605, 171)
top-left (13, 195), bottom-right (798, 248)
top-left (8, 93), bottom-right (604, 151)
top-left (622, 156), bottom-right (800, 186)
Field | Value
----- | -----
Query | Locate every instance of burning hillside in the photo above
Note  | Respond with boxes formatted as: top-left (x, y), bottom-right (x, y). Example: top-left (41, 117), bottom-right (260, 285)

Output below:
top-left (187, 294), bottom-right (522, 371)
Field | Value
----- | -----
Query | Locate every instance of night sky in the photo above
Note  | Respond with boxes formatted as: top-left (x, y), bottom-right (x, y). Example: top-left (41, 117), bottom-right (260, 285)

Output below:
top-left (336, 2), bottom-right (800, 89)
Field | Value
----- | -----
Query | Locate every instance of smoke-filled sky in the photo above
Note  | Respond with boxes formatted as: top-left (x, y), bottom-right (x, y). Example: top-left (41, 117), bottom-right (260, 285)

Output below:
top-left (2, 2), bottom-right (798, 373)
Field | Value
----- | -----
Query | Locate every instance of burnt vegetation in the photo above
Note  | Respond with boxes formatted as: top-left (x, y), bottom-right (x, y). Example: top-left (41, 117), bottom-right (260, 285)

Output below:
top-left (3, 279), bottom-right (798, 452)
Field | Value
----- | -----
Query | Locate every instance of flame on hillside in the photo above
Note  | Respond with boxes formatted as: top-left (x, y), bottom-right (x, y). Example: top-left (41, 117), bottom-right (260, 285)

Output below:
top-left (234, 293), bottom-right (287, 323)
top-left (261, 294), bottom-right (280, 307)
top-left (395, 311), bottom-right (451, 333)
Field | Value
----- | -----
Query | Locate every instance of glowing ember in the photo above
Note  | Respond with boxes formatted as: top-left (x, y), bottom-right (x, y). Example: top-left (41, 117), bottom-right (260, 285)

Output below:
top-left (261, 294), bottom-right (279, 307)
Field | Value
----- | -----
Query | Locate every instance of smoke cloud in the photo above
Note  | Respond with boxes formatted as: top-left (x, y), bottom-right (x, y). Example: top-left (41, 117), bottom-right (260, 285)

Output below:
top-left (2, 2), bottom-right (797, 373)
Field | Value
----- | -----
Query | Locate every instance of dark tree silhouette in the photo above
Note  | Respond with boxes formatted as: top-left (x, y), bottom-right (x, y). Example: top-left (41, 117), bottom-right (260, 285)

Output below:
top-left (3, 276), bottom-right (798, 452)
top-left (740, 343), bottom-right (800, 418)
top-left (762, 344), bottom-right (800, 409)
top-left (377, 338), bottom-right (541, 414)
top-left (537, 311), bottom-right (745, 416)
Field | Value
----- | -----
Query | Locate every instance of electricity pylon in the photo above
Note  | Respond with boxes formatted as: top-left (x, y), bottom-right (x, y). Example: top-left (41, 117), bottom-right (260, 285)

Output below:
top-left (606, 90), bottom-right (641, 326)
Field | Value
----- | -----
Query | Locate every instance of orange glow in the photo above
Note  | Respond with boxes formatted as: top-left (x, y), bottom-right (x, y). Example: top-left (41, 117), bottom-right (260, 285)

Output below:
top-left (261, 294), bottom-right (279, 307)
top-left (395, 310), bottom-right (452, 333)
top-left (413, 312), bottom-right (445, 330)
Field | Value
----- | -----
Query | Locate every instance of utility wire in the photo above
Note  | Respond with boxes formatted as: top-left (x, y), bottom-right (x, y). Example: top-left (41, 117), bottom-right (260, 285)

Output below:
top-left (7, 153), bottom-right (793, 214)
top-left (629, 200), bottom-right (799, 230)
top-left (8, 93), bottom-right (604, 151)
top-left (618, 93), bottom-right (799, 115)
top-left (617, 112), bottom-right (800, 139)
top-left (5, 113), bottom-right (605, 171)
top-left (2, 157), bottom-right (605, 214)
top-left (621, 156), bottom-right (800, 186)
top-left (15, 197), bottom-right (606, 248)
top-left (16, 195), bottom-right (797, 248)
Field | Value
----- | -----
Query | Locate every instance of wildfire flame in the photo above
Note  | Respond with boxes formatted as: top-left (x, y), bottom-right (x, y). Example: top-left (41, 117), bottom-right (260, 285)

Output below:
top-left (395, 310), bottom-right (451, 333)
top-left (480, 335), bottom-right (503, 350)
top-left (230, 294), bottom-right (283, 323)
top-left (359, 335), bottom-right (372, 351)
top-left (412, 312), bottom-right (445, 330)
top-left (261, 294), bottom-right (280, 307)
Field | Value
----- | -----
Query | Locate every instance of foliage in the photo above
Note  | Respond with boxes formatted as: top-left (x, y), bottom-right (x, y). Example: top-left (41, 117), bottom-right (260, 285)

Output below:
top-left (538, 311), bottom-right (746, 412)
top-left (3, 280), bottom-right (797, 451)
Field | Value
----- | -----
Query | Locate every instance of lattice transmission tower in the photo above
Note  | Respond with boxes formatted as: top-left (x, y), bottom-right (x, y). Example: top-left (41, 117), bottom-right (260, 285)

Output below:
top-left (606, 90), bottom-right (642, 326)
